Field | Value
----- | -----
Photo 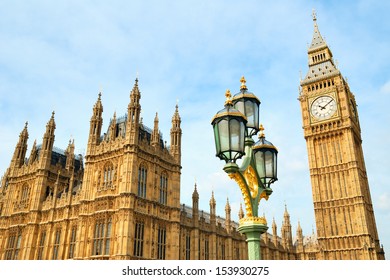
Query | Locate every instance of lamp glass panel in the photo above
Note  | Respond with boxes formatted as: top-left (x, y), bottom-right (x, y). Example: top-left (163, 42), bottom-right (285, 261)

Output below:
top-left (255, 150), bottom-right (266, 179)
top-left (245, 100), bottom-right (254, 128)
top-left (229, 119), bottom-right (241, 151)
top-left (213, 124), bottom-right (221, 154)
top-left (235, 101), bottom-right (245, 116)
top-left (265, 151), bottom-right (274, 178)
top-left (218, 119), bottom-right (230, 153)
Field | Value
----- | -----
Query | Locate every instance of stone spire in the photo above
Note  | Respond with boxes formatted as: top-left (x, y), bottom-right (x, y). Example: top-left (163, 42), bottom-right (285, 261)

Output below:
top-left (282, 204), bottom-right (293, 249)
top-left (238, 203), bottom-right (244, 220)
top-left (272, 217), bottom-right (278, 245)
top-left (209, 191), bottom-right (216, 216)
top-left (170, 103), bottom-right (182, 164)
top-left (301, 11), bottom-right (339, 85)
top-left (127, 78), bottom-right (141, 144)
top-left (192, 183), bottom-right (199, 210)
top-left (151, 112), bottom-right (160, 147)
top-left (309, 10), bottom-right (327, 52)
top-left (109, 111), bottom-right (117, 141)
top-left (40, 112), bottom-right (56, 168)
top-left (225, 198), bottom-right (231, 233)
top-left (11, 122), bottom-right (29, 168)
top-left (88, 92), bottom-right (103, 148)
top-left (28, 139), bottom-right (37, 163)
top-left (65, 139), bottom-right (75, 170)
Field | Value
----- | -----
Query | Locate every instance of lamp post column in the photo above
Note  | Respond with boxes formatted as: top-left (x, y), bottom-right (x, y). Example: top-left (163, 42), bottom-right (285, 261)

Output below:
top-left (238, 217), bottom-right (268, 260)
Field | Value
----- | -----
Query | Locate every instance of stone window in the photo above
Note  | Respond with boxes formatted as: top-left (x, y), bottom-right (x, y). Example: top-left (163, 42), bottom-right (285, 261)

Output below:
top-left (159, 173), bottom-right (168, 205)
top-left (204, 236), bottom-right (209, 260)
top-left (68, 226), bottom-right (77, 259)
top-left (92, 218), bottom-right (112, 256)
top-left (133, 221), bottom-right (144, 257)
top-left (37, 231), bottom-right (46, 260)
top-left (4, 231), bottom-right (22, 260)
top-left (138, 165), bottom-right (147, 198)
top-left (157, 226), bottom-right (166, 260)
top-left (52, 228), bottom-right (61, 260)
top-left (185, 232), bottom-right (191, 260)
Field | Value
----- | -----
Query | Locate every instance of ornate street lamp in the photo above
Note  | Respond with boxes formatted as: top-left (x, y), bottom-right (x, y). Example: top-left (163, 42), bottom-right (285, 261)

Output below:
top-left (211, 89), bottom-right (247, 169)
top-left (211, 77), bottom-right (278, 260)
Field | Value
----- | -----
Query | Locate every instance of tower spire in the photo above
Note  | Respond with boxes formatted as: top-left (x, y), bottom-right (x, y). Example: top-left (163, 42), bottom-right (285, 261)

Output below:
top-left (309, 9), bottom-right (327, 52)
top-left (301, 12), bottom-right (339, 85)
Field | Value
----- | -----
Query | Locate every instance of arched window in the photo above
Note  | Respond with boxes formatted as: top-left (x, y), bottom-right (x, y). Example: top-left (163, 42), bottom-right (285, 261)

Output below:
top-left (4, 231), bottom-right (22, 260)
top-left (52, 228), bottom-right (61, 260)
top-left (159, 173), bottom-right (168, 205)
top-left (133, 221), bottom-right (144, 257)
top-left (68, 226), bottom-right (77, 259)
top-left (138, 165), bottom-right (147, 198)
top-left (20, 184), bottom-right (30, 204)
top-left (102, 162), bottom-right (115, 189)
top-left (92, 217), bottom-right (112, 256)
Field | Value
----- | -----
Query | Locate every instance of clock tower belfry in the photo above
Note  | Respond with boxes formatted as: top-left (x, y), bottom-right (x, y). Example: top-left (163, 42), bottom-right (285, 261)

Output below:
top-left (298, 12), bottom-right (385, 260)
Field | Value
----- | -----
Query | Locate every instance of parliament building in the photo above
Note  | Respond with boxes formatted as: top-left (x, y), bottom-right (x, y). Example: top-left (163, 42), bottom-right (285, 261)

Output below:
top-left (0, 15), bottom-right (385, 260)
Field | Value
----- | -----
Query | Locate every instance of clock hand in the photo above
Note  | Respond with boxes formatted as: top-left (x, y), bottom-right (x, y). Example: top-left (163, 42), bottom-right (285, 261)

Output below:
top-left (322, 99), bottom-right (333, 108)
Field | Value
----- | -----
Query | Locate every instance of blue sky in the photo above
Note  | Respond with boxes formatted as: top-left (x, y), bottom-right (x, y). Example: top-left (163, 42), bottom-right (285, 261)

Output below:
top-left (1, 0), bottom-right (389, 253)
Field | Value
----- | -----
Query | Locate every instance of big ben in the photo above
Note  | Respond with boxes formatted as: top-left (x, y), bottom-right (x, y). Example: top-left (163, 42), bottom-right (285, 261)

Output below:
top-left (298, 12), bottom-right (385, 260)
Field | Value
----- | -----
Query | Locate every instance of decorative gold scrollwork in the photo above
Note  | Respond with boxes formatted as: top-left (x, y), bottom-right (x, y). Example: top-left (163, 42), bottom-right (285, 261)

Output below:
top-left (243, 165), bottom-right (258, 198)
top-left (228, 172), bottom-right (253, 217)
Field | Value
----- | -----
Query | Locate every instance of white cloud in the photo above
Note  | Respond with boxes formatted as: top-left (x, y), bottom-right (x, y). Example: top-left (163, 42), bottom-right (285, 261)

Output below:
top-left (377, 193), bottom-right (390, 210)
top-left (380, 81), bottom-right (390, 95)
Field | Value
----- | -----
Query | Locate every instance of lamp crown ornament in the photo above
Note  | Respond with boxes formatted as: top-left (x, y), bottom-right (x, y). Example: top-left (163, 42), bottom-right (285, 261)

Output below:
top-left (225, 89), bottom-right (233, 105)
top-left (240, 76), bottom-right (247, 90)
top-left (258, 124), bottom-right (265, 138)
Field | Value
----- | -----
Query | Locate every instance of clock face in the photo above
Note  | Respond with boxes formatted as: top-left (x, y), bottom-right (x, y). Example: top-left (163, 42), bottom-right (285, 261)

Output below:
top-left (310, 95), bottom-right (337, 121)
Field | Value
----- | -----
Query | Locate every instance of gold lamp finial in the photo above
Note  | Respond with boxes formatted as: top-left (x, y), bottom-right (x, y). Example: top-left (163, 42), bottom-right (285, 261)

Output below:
top-left (225, 89), bottom-right (233, 105)
top-left (259, 124), bottom-right (265, 138)
top-left (240, 76), bottom-right (247, 90)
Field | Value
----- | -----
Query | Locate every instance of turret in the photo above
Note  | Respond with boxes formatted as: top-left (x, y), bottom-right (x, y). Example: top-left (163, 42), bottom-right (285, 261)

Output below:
top-left (296, 221), bottom-right (303, 248)
top-left (28, 140), bottom-right (37, 164)
top-left (272, 218), bottom-right (278, 246)
top-left (11, 122), bottom-right (29, 168)
top-left (192, 183), bottom-right (199, 227)
top-left (40, 112), bottom-right (56, 168)
top-left (170, 103), bottom-right (182, 164)
top-left (225, 198), bottom-right (231, 233)
top-left (88, 92), bottom-right (103, 149)
top-left (126, 78), bottom-right (141, 144)
top-left (209, 191), bottom-right (216, 217)
top-left (192, 183), bottom-right (199, 211)
top-left (281, 204), bottom-right (293, 249)
top-left (238, 203), bottom-right (244, 220)
top-left (209, 191), bottom-right (216, 230)
top-left (151, 112), bottom-right (160, 147)
top-left (65, 139), bottom-right (75, 170)
top-left (108, 112), bottom-right (117, 141)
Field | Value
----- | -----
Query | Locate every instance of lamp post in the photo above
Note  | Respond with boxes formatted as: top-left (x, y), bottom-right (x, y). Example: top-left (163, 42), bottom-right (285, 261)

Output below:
top-left (211, 77), bottom-right (278, 260)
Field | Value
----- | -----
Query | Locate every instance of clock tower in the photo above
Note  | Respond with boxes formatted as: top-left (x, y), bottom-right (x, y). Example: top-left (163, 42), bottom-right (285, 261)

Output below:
top-left (298, 12), bottom-right (385, 260)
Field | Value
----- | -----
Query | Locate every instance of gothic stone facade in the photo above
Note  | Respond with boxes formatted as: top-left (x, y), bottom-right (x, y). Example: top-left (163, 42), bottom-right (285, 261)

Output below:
top-left (0, 78), bottom-right (319, 260)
